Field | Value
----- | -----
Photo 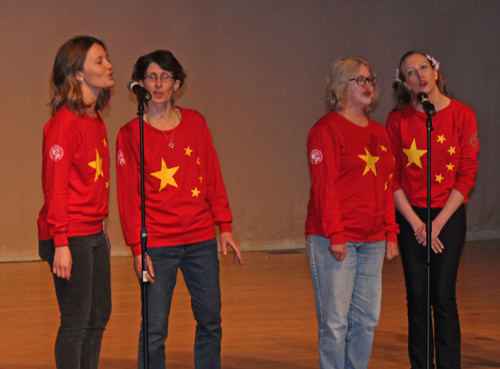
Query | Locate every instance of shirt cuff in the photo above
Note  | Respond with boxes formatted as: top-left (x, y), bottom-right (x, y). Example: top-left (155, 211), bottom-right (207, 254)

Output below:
top-left (330, 232), bottom-right (345, 245)
top-left (54, 233), bottom-right (69, 247)
top-left (219, 223), bottom-right (232, 233)
top-left (386, 232), bottom-right (398, 244)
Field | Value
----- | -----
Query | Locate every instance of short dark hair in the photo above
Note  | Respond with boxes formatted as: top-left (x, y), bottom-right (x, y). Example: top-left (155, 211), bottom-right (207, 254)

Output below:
top-left (49, 35), bottom-right (111, 116)
top-left (132, 50), bottom-right (186, 87)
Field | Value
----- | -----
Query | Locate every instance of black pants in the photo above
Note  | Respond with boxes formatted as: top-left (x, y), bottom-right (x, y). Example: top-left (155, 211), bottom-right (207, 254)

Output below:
top-left (40, 230), bottom-right (112, 369)
top-left (397, 205), bottom-right (465, 369)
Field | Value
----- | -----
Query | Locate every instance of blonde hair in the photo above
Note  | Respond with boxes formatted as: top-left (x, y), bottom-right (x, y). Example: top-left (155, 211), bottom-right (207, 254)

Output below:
top-left (325, 56), bottom-right (379, 112)
top-left (49, 36), bottom-right (111, 116)
top-left (392, 50), bottom-right (450, 111)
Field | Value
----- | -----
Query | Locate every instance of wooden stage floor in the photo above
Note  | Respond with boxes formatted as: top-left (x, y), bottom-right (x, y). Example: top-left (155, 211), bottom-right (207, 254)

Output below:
top-left (0, 240), bottom-right (499, 368)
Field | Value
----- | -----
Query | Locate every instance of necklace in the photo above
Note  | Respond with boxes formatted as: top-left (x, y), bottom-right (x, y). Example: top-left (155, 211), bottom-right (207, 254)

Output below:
top-left (146, 107), bottom-right (181, 148)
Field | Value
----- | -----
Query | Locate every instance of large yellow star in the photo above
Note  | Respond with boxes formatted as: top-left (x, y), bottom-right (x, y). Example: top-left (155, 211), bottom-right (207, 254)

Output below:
top-left (448, 146), bottom-right (456, 155)
top-left (150, 159), bottom-right (179, 191)
top-left (435, 173), bottom-right (444, 183)
top-left (358, 147), bottom-right (379, 176)
top-left (437, 135), bottom-right (446, 144)
top-left (403, 139), bottom-right (427, 168)
top-left (185, 146), bottom-right (193, 156)
top-left (88, 149), bottom-right (104, 182)
top-left (446, 163), bottom-right (455, 171)
top-left (191, 187), bottom-right (201, 197)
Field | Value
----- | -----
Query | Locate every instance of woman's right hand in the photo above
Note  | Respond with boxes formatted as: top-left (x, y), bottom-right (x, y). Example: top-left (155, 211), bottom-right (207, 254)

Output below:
top-left (53, 246), bottom-right (72, 281)
top-left (329, 243), bottom-right (347, 262)
top-left (414, 223), bottom-right (444, 254)
top-left (134, 254), bottom-right (155, 283)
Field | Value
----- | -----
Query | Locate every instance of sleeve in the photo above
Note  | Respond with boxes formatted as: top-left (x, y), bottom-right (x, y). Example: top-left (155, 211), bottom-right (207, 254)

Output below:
top-left (383, 143), bottom-right (400, 243)
top-left (385, 112), bottom-right (403, 193)
top-left (116, 125), bottom-right (142, 256)
top-left (308, 125), bottom-right (345, 245)
top-left (202, 120), bottom-right (233, 233)
top-left (452, 107), bottom-right (479, 199)
top-left (43, 115), bottom-right (78, 247)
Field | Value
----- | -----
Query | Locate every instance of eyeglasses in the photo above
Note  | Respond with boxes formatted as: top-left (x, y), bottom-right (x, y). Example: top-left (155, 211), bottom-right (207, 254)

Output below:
top-left (144, 73), bottom-right (174, 83)
top-left (349, 77), bottom-right (377, 86)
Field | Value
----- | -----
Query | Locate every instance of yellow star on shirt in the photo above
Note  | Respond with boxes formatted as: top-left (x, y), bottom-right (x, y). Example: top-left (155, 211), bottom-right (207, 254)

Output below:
top-left (88, 149), bottom-right (104, 182)
top-left (437, 135), bottom-right (446, 144)
top-left (151, 159), bottom-right (179, 191)
top-left (435, 173), bottom-right (444, 183)
top-left (384, 182), bottom-right (388, 190)
top-left (358, 147), bottom-right (379, 176)
top-left (380, 145), bottom-right (388, 152)
top-left (448, 146), bottom-right (456, 155)
top-left (103, 139), bottom-right (108, 147)
top-left (196, 157), bottom-right (201, 165)
top-left (191, 187), bottom-right (201, 197)
top-left (199, 175), bottom-right (203, 183)
top-left (446, 163), bottom-right (455, 171)
top-left (185, 146), bottom-right (193, 156)
top-left (403, 139), bottom-right (427, 169)
top-left (105, 182), bottom-right (109, 188)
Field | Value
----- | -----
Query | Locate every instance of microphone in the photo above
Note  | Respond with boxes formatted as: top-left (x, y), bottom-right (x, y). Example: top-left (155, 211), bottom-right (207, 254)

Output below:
top-left (127, 80), bottom-right (152, 101)
top-left (417, 92), bottom-right (436, 116)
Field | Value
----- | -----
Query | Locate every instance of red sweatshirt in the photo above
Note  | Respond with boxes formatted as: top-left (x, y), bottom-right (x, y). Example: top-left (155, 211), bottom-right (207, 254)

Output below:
top-left (386, 99), bottom-right (479, 208)
top-left (305, 111), bottom-right (399, 245)
top-left (37, 107), bottom-right (110, 246)
top-left (116, 107), bottom-right (232, 256)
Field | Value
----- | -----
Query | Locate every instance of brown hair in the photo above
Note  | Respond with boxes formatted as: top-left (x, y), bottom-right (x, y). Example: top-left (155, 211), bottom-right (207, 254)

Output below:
top-left (392, 50), bottom-right (450, 111)
top-left (49, 35), bottom-right (111, 116)
top-left (325, 56), bottom-right (379, 112)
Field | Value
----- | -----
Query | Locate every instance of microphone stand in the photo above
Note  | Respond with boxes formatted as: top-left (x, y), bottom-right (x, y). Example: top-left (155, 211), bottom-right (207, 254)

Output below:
top-left (138, 99), bottom-right (150, 369)
top-left (425, 108), bottom-right (435, 369)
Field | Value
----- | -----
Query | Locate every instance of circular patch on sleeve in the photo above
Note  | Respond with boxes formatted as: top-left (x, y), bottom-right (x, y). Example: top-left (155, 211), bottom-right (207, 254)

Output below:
top-left (309, 149), bottom-right (323, 165)
top-left (49, 145), bottom-right (64, 161)
top-left (117, 150), bottom-right (126, 166)
top-left (470, 133), bottom-right (478, 148)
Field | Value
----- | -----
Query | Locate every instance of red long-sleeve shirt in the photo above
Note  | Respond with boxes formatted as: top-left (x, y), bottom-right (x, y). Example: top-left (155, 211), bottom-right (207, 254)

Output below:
top-left (116, 107), bottom-right (232, 256)
top-left (386, 99), bottom-right (479, 208)
top-left (37, 107), bottom-right (110, 246)
top-left (305, 111), bottom-right (399, 245)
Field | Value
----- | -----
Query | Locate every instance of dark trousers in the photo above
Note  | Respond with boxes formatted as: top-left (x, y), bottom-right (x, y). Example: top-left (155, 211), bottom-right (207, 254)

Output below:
top-left (397, 205), bottom-right (465, 369)
top-left (41, 230), bottom-right (112, 369)
top-left (138, 237), bottom-right (222, 369)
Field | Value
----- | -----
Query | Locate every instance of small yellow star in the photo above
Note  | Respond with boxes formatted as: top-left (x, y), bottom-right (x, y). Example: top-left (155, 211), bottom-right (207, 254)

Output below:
top-left (150, 159), bottom-right (179, 191)
top-left (199, 176), bottom-right (203, 183)
top-left (185, 146), bottom-right (193, 156)
top-left (389, 173), bottom-right (393, 180)
top-left (103, 139), bottom-right (108, 147)
top-left (446, 163), bottom-right (455, 171)
top-left (191, 187), bottom-right (201, 197)
top-left (88, 149), bottom-right (104, 182)
top-left (403, 139), bottom-right (427, 169)
top-left (105, 182), bottom-right (109, 188)
top-left (448, 146), bottom-right (456, 155)
top-left (384, 182), bottom-right (388, 190)
top-left (196, 157), bottom-right (201, 165)
top-left (437, 135), bottom-right (446, 144)
top-left (380, 145), bottom-right (388, 152)
top-left (435, 173), bottom-right (444, 183)
top-left (358, 147), bottom-right (379, 176)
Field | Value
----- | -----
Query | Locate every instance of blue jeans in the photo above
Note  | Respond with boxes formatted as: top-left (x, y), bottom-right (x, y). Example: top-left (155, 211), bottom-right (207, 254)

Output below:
top-left (41, 230), bottom-right (112, 369)
top-left (137, 238), bottom-right (222, 369)
top-left (307, 235), bottom-right (385, 369)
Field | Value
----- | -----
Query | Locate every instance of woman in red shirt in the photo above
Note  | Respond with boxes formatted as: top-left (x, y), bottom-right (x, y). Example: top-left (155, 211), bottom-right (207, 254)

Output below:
top-left (386, 51), bottom-right (479, 369)
top-left (305, 56), bottom-right (399, 368)
top-left (116, 50), bottom-right (242, 369)
top-left (37, 36), bottom-right (114, 369)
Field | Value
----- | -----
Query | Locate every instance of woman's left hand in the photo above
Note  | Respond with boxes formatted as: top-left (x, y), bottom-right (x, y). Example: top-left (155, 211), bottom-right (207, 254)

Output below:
top-left (385, 241), bottom-right (399, 261)
top-left (220, 232), bottom-right (243, 265)
top-left (415, 222), bottom-right (444, 253)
